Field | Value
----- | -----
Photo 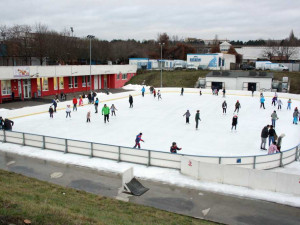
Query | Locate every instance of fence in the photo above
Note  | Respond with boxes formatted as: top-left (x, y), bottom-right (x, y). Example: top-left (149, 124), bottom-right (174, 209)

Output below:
top-left (0, 130), bottom-right (299, 170)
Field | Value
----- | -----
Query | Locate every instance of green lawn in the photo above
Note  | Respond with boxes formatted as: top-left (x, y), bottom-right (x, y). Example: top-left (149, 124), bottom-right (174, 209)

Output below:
top-left (0, 170), bottom-right (218, 225)
top-left (127, 70), bottom-right (300, 94)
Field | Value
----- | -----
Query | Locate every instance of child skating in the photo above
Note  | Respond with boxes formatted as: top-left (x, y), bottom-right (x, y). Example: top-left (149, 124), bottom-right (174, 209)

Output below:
top-left (66, 105), bottom-right (71, 118)
top-left (110, 104), bottom-right (118, 116)
top-left (133, 133), bottom-right (144, 149)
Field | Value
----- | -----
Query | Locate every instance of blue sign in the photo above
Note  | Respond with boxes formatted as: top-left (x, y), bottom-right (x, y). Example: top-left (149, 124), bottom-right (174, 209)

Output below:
top-left (236, 158), bottom-right (241, 163)
top-left (190, 57), bottom-right (201, 62)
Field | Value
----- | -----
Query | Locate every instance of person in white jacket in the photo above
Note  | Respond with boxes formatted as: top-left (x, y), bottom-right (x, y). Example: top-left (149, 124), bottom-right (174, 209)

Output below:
top-left (66, 105), bottom-right (71, 118)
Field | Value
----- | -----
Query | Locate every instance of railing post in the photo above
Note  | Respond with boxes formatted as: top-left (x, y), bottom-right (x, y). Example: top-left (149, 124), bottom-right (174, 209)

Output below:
top-left (42, 136), bottom-right (45, 149)
top-left (219, 157), bottom-right (221, 164)
top-left (253, 156), bottom-right (256, 169)
top-left (296, 146), bottom-right (299, 161)
top-left (3, 130), bottom-right (6, 143)
top-left (90, 142), bottom-right (93, 158)
top-left (147, 151), bottom-right (151, 167)
top-left (22, 133), bottom-right (25, 146)
top-left (118, 146), bottom-right (121, 162)
top-left (280, 152), bottom-right (283, 167)
top-left (64, 139), bottom-right (68, 154)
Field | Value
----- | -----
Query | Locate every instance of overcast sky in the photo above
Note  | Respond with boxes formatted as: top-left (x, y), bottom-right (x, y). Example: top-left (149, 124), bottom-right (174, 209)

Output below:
top-left (1, 0), bottom-right (299, 41)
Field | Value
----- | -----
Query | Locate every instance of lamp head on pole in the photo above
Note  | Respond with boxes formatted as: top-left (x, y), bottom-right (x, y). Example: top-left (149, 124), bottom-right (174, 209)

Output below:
top-left (87, 35), bottom-right (95, 39)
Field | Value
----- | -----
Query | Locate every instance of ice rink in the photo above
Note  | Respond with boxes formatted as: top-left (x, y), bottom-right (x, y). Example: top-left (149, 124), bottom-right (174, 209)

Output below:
top-left (12, 88), bottom-right (300, 157)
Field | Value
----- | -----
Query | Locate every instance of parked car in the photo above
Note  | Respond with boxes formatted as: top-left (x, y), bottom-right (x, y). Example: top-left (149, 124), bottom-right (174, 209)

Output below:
top-left (186, 63), bottom-right (198, 70)
top-left (240, 64), bottom-right (255, 70)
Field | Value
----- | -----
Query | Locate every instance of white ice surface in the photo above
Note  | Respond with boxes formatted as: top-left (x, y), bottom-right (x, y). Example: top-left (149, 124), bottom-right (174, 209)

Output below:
top-left (0, 142), bottom-right (299, 208)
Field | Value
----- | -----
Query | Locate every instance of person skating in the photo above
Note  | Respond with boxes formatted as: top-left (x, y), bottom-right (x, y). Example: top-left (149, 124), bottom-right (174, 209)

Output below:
top-left (293, 108), bottom-right (298, 124)
top-left (276, 134), bottom-right (285, 151)
top-left (87, 111), bottom-right (91, 123)
top-left (94, 98), bottom-right (99, 113)
top-left (79, 95), bottom-right (83, 106)
top-left (287, 99), bottom-right (292, 110)
top-left (157, 90), bottom-right (162, 100)
top-left (251, 86), bottom-right (254, 97)
top-left (271, 96), bottom-right (276, 106)
top-left (110, 104), bottom-right (117, 116)
top-left (181, 87), bottom-right (184, 96)
top-left (199, 88), bottom-right (202, 96)
top-left (66, 105), bottom-right (71, 118)
top-left (183, 110), bottom-right (191, 124)
top-left (271, 110), bottom-right (278, 128)
top-left (149, 86), bottom-right (154, 94)
top-left (133, 133), bottom-right (144, 149)
top-left (260, 96), bottom-right (265, 109)
top-left (52, 98), bottom-right (58, 112)
top-left (260, 125), bottom-right (270, 150)
top-left (141, 86), bottom-right (145, 97)
top-left (3, 118), bottom-right (14, 131)
top-left (0, 117), bottom-right (4, 130)
top-left (222, 88), bottom-right (226, 97)
top-left (195, 110), bottom-right (201, 129)
top-left (234, 100), bottom-right (241, 113)
top-left (153, 89), bottom-right (156, 98)
top-left (72, 96), bottom-right (77, 111)
top-left (222, 100), bottom-right (227, 114)
top-left (268, 125), bottom-right (276, 146)
top-left (88, 93), bottom-right (92, 104)
top-left (129, 95), bottom-right (133, 108)
top-left (102, 104), bottom-right (110, 123)
top-left (277, 99), bottom-right (282, 110)
top-left (268, 141), bottom-right (280, 154)
top-left (170, 142), bottom-right (182, 153)
top-left (231, 114), bottom-right (238, 131)
top-left (49, 106), bottom-right (54, 118)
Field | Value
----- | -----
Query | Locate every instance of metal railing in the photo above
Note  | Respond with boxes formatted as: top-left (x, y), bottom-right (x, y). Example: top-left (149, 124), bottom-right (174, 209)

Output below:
top-left (0, 130), bottom-right (299, 170)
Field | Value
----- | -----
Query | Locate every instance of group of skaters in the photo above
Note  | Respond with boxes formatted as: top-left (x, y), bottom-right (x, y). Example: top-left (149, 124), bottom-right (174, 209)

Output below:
top-left (0, 116), bottom-right (14, 131)
top-left (260, 124), bottom-right (285, 154)
top-left (148, 86), bottom-right (162, 100)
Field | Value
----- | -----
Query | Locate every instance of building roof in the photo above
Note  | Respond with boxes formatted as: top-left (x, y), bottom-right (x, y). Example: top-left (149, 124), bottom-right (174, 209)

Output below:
top-left (206, 71), bottom-right (273, 79)
top-left (220, 41), bottom-right (231, 46)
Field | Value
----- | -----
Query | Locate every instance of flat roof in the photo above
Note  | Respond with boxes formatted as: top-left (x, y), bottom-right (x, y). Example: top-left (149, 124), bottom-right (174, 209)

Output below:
top-left (206, 71), bottom-right (273, 79)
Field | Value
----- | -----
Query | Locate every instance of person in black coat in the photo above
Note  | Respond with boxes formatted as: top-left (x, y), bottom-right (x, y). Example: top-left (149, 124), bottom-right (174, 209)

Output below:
top-left (181, 87), bottom-right (184, 96)
top-left (4, 118), bottom-right (14, 131)
top-left (170, 142), bottom-right (182, 153)
top-left (260, 125), bottom-right (270, 150)
top-left (129, 95), bottom-right (133, 108)
top-left (49, 106), bottom-right (54, 118)
top-left (52, 99), bottom-right (57, 112)
top-left (268, 125), bottom-right (277, 146)
top-left (231, 114), bottom-right (238, 130)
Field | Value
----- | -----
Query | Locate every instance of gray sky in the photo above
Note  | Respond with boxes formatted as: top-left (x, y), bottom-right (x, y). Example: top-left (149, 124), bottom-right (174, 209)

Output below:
top-left (1, 0), bottom-right (299, 41)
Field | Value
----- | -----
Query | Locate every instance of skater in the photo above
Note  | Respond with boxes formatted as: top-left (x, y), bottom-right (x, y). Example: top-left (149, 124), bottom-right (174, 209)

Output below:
top-left (231, 114), bottom-right (238, 130)
top-left (234, 100), bottom-right (241, 113)
top-left (153, 89), bottom-right (156, 98)
top-left (129, 95), bottom-right (133, 108)
top-left (92, 91), bottom-right (97, 103)
top-left (52, 98), bottom-right (58, 112)
top-left (293, 108), bottom-right (298, 124)
top-left (3, 118), bottom-right (14, 131)
top-left (277, 99), bottom-right (282, 110)
top-left (183, 110), bottom-right (191, 124)
top-left (195, 110), bottom-right (201, 129)
top-left (86, 111), bottom-right (91, 123)
top-left (260, 125), bottom-right (270, 150)
top-left (72, 96), bottom-right (77, 111)
top-left (260, 96), bottom-right (265, 109)
top-left (271, 110), bottom-right (278, 128)
top-left (157, 90), bottom-right (162, 100)
top-left (49, 106), bottom-right (54, 118)
top-left (94, 98), bottom-right (99, 113)
top-left (199, 88), bottom-right (202, 96)
top-left (149, 86), bottom-right (154, 94)
top-left (222, 100), bottom-right (227, 114)
top-left (79, 95), bottom-right (83, 106)
top-left (133, 132), bottom-right (144, 149)
top-left (287, 99), bottom-right (292, 110)
top-left (102, 104), bottom-right (110, 123)
top-left (181, 87), bottom-right (184, 96)
top-left (66, 105), bottom-right (71, 118)
top-left (251, 86), bottom-right (254, 97)
top-left (268, 141), bottom-right (279, 154)
top-left (222, 88), bottom-right (226, 97)
top-left (170, 142), bottom-right (182, 153)
top-left (88, 92), bottom-right (92, 104)
top-left (276, 133), bottom-right (285, 151)
top-left (141, 86), bottom-right (145, 97)
top-left (268, 125), bottom-right (276, 146)
top-left (0, 117), bottom-right (4, 130)
top-left (271, 96), bottom-right (276, 106)
top-left (110, 104), bottom-right (117, 116)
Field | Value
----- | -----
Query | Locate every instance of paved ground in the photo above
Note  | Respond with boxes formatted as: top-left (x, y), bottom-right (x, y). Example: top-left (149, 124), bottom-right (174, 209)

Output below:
top-left (0, 88), bottom-right (131, 110)
top-left (0, 150), bottom-right (299, 225)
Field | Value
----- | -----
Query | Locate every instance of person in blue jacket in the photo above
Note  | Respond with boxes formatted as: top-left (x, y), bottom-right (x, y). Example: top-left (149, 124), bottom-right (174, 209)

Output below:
top-left (141, 86), bottom-right (145, 97)
top-left (133, 133), bottom-right (144, 149)
top-left (260, 96), bottom-right (265, 109)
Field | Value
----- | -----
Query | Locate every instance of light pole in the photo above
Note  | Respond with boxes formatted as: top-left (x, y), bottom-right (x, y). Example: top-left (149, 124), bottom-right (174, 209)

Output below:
top-left (87, 35), bottom-right (95, 92)
top-left (159, 42), bottom-right (165, 88)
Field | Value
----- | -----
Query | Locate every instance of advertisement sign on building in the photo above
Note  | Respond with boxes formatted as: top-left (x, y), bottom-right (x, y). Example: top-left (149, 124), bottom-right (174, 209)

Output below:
top-left (14, 67), bottom-right (30, 77)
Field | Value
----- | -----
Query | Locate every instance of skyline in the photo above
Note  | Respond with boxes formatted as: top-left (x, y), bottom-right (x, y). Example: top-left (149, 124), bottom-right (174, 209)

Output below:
top-left (0, 0), bottom-right (299, 41)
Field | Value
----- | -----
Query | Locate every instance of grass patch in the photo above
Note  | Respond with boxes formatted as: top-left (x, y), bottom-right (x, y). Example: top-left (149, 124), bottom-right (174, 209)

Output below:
top-left (0, 170), bottom-right (218, 225)
top-left (127, 70), bottom-right (300, 94)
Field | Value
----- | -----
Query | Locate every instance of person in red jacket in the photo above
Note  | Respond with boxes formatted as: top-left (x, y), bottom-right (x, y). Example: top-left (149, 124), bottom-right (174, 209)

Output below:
top-left (72, 96), bottom-right (78, 111)
top-left (170, 142), bottom-right (182, 153)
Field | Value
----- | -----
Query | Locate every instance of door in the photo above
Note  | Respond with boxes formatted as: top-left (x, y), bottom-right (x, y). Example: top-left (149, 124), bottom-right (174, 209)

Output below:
top-left (94, 75), bottom-right (98, 90)
top-left (23, 79), bottom-right (31, 98)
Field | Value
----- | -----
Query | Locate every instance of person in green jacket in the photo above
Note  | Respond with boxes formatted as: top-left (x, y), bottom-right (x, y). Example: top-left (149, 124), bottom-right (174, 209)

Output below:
top-left (102, 104), bottom-right (110, 123)
top-left (195, 110), bottom-right (201, 129)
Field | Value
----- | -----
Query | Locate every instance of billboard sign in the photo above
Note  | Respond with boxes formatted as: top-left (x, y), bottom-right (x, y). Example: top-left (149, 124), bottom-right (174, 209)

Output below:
top-left (14, 67), bottom-right (30, 78)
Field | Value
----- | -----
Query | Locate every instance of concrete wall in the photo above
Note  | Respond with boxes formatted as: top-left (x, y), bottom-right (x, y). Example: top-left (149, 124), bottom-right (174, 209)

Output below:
top-left (181, 157), bottom-right (300, 196)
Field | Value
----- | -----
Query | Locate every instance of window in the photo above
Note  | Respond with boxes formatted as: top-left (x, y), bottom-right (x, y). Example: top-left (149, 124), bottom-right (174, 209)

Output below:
top-left (54, 77), bottom-right (58, 90)
top-left (74, 77), bottom-right (78, 88)
top-left (82, 76), bottom-right (86, 87)
top-left (37, 78), bottom-right (41, 96)
top-left (59, 77), bottom-right (64, 89)
top-left (42, 77), bottom-right (48, 91)
top-left (122, 73), bottom-right (127, 80)
top-left (68, 77), bottom-right (73, 88)
top-left (117, 73), bottom-right (120, 80)
top-left (87, 76), bottom-right (91, 87)
top-left (1, 80), bottom-right (11, 95)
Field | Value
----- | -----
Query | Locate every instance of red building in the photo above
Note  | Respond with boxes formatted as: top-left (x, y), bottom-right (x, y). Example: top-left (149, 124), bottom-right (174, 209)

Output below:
top-left (0, 65), bottom-right (137, 103)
